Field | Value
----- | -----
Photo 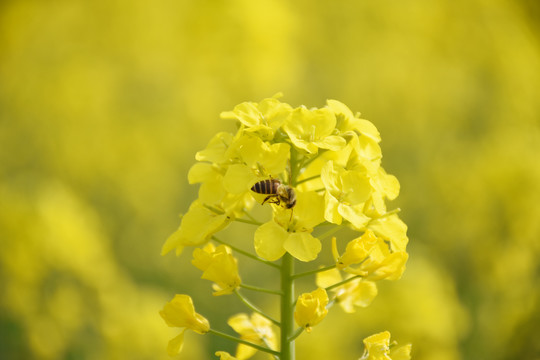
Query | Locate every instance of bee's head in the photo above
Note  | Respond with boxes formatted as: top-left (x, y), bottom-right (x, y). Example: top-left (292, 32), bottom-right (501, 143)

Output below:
top-left (286, 188), bottom-right (296, 208)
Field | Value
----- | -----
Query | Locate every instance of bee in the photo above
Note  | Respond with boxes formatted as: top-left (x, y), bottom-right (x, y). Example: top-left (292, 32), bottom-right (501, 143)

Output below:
top-left (251, 178), bottom-right (297, 209)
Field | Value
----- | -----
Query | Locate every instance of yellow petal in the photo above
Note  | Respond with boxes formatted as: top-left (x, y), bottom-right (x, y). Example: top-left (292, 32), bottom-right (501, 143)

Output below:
top-left (362, 331), bottom-right (391, 358)
top-left (314, 135), bottom-right (346, 151)
top-left (339, 280), bottom-right (378, 312)
top-left (292, 190), bottom-right (325, 230)
top-left (315, 267), bottom-right (343, 289)
top-left (341, 170), bottom-right (372, 204)
top-left (187, 162), bottom-right (216, 184)
top-left (221, 101), bottom-right (261, 127)
top-left (324, 192), bottom-right (342, 225)
top-left (390, 344), bottom-right (412, 360)
top-left (254, 221), bottom-right (288, 261)
top-left (195, 132), bottom-right (234, 163)
top-left (367, 252), bottom-right (409, 281)
top-left (338, 203), bottom-right (370, 229)
top-left (283, 232), bottom-right (321, 262)
top-left (161, 202), bottom-right (230, 256)
top-left (368, 214), bottom-right (409, 252)
top-left (191, 244), bottom-right (215, 271)
top-left (166, 330), bottom-right (185, 357)
top-left (223, 164), bottom-right (257, 194)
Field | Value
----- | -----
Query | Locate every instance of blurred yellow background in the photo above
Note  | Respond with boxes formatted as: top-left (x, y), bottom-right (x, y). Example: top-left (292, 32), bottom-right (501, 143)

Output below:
top-left (1, 0), bottom-right (539, 359)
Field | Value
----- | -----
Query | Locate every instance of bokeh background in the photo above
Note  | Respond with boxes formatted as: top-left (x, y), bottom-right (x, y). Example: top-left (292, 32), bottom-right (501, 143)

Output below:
top-left (1, 0), bottom-right (539, 359)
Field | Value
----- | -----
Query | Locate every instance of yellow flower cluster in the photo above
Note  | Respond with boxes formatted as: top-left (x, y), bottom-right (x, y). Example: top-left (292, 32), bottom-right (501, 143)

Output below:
top-left (160, 95), bottom-right (410, 358)
top-left (162, 94), bottom-right (407, 264)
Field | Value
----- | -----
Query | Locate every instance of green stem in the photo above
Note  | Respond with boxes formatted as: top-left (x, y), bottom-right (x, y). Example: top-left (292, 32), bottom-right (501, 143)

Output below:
top-left (295, 174), bottom-right (320, 185)
top-left (208, 329), bottom-right (280, 357)
top-left (280, 253), bottom-right (295, 360)
top-left (234, 217), bottom-right (263, 226)
top-left (212, 237), bottom-right (280, 269)
top-left (240, 283), bottom-right (283, 296)
top-left (288, 327), bottom-right (305, 342)
top-left (316, 225), bottom-right (343, 241)
top-left (234, 290), bottom-right (280, 326)
top-left (292, 264), bottom-right (336, 280)
top-left (325, 274), bottom-right (362, 292)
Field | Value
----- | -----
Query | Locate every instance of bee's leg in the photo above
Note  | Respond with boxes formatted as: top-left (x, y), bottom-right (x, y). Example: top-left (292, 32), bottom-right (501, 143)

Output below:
top-left (262, 195), bottom-right (275, 205)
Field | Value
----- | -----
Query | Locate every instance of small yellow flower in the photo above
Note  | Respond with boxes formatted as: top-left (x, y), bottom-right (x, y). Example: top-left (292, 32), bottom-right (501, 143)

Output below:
top-left (326, 99), bottom-right (381, 143)
top-left (283, 106), bottom-right (346, 154)
top-left (316, 267), bottom-right (378, 313)
top-left (192, 244), bottom-right (241, 296)
top-left (228, 313), bottom-right (277, 360)
top-left (220, 95), bottom-right (292, 141)
top-left (254, 190), bottom-right (325, 262)
top-left (332, 230), bottom-right (408, 281)
top-left (294, 288), bottom-right (329, 332)
top-left (159, 294), bottom-right (210, 356)
top-left (161, 201), bottom-right (231, 256)
top-left (360, 331), bottom-right (411, 360)
top-left (321, 160), bottom-right (372, 228)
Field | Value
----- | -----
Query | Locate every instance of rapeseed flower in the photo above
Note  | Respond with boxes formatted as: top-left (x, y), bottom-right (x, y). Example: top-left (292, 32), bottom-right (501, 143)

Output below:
top-left (360, 331), bottom-right (411, 360)
top-left (161, 201), bottom-right (231, 256)
top-left (316, 267), bottom-right (378, 313)
top-left (192, 243), bottom-right (241, 296)
top-left (332, 230), bottom-right (408, 281)
top-left (227, 313), bottom-right (277, 360)
top-left (159, 294), bottom-right (210, 356)
top-left (254, 190), bottom-right (325, 261)
top-left (294, 288), bottom-right (329, 332)
top-left (282, 106), bottom-right (346, 154)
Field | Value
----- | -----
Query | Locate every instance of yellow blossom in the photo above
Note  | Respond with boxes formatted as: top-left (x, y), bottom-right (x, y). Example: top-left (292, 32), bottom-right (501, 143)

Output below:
top-left (220, 95), bottom-right (292, 141)
top-left (360, 331), bottom-right (411, 360)
top-left (228, 313), bottom-right (277, 360)
top-left (368, 214), bottom-right (409, 252)
top-left (294, 288), bottom-right (329, 332)
top-left (161, 201), bottom-right (231, 256)
top-left (316, 268), bottom-right (378, 313)
top-left (326, 99), bottom-right (381, 143)
top-left (321, 160), bottom-right (372, 228)
top-left (283, 106), bottom-right (346, 154)
top-left (159, 295), bottom-right (210, 356)
top-left (254, 190), bottom-right (325, 262)
top-left (331, 230), bottom-right (408, 281)
top-left (192, 243), bottom-right (241, 296)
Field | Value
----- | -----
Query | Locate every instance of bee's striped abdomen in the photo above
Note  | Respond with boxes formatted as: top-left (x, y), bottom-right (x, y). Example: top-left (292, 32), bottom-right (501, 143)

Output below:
top-left (251, 179), bottom-right (280, 194)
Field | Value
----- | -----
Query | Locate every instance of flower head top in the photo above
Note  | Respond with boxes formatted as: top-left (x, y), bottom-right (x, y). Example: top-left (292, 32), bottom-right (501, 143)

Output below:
top-left (162, 95), bottom-right (406, 262)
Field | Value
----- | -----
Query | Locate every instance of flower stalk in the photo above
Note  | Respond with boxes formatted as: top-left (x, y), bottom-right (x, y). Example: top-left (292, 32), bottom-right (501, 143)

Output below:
top-left (280, 253), bottom-right (295, 360)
